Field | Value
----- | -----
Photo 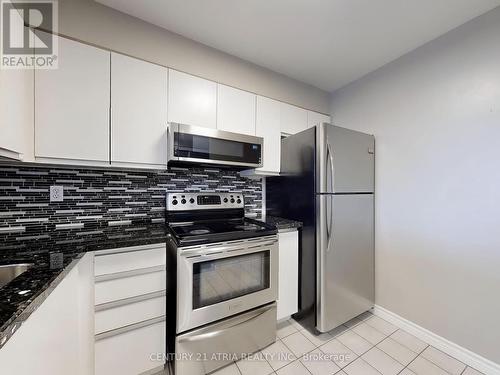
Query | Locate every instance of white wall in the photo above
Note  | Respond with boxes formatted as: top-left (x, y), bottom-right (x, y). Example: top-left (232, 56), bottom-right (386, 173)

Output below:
top-left (56, 0), bottom-right (330, 114)
top-left (330, 7), bottom-right (500, 364)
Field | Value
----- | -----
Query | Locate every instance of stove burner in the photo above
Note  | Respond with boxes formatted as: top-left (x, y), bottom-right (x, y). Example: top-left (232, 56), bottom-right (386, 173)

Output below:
top-left (189, 229), bottom-right (211, 235)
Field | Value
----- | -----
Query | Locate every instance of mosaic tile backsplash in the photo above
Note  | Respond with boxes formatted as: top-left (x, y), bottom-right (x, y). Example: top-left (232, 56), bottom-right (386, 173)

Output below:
top-left (0, 164), bottom-right (262, 251)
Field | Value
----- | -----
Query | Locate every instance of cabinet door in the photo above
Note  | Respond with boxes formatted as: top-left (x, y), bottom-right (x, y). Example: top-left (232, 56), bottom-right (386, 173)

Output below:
top-left (0, 253), bottom-right (94, 375)
top-left (35, 34), bottom-right (110, 164)
top-left (277, 230), bottom-right (299, 320)
top-left (217, 84), bottom-right (256, 135)
top-left (280, 103), bottom-right (308, 135)
top-left (0, 66), bottom-right (34, 161)
top-left (168, 69), bottom-right (217, 128)
top-left (111, 53), bottom-right (167, 168)
top-left (256, 96), bottom-right (281, 173)
top-left (307, 110), bottom-right (331, 128)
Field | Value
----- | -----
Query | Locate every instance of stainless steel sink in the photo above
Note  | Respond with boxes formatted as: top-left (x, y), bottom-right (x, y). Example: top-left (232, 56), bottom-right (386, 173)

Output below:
top-left (0, 263), bottom-right (32, 289)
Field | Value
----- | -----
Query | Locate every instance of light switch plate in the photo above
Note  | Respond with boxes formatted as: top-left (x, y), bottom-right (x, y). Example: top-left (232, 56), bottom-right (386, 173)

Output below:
top-left (50, 186), bottom-right (64, 202)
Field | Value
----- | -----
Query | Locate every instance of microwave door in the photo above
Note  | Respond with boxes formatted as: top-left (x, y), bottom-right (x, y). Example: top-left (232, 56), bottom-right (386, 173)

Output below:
top-left (167, 123), bottom-right (263, 168)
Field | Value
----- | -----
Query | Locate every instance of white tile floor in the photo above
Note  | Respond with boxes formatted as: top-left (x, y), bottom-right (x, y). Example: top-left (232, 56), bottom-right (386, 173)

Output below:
top-left (210, 312), bottom-right (483, 375)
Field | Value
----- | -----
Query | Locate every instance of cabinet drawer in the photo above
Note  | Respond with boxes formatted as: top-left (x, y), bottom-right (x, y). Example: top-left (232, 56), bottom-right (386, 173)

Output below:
top-left (95, 269), bottom-right (166, 305)
top-left (94, 246), bottom-right (166, 276)
top-left (95, 295), bottom-right (166, 334)
top-left (95, 319), bottom-right (165, 375)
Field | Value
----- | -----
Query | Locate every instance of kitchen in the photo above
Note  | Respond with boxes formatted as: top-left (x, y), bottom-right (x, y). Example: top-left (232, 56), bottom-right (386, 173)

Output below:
top-left (1, 1), bottom-right (499, 375)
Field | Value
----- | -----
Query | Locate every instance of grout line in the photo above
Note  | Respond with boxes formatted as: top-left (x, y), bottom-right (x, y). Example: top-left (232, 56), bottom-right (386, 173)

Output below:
top-left (355, 358), bottom-right (385, 375)
top-left (420, 346), bottom-right (468, 375)
top-left (395, 342), bottom-right (431, 375)
top-left (373, 334), bottom-right (419, 368)
top-left (235, 361), bottom-right (242, 375)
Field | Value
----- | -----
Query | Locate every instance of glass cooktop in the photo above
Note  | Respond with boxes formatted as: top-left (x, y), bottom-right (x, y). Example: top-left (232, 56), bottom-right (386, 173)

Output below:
top-left (168, 218), bottom-right (276, 246)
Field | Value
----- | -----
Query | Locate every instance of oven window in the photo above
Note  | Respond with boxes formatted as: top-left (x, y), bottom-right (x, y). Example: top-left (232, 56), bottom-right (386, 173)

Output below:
top-left (192, 251), bottom-right (270, 309)
top-left (174, 133), bottom-right (261, 164)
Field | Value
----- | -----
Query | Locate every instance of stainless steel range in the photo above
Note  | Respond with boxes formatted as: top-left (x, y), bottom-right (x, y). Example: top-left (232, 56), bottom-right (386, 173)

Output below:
top-left (165, 192), bottom-right (278, 375)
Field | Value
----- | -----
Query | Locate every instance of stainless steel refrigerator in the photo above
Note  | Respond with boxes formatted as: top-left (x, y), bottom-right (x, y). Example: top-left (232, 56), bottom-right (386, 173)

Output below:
top-left (267, 123), bottom-right (374, 333)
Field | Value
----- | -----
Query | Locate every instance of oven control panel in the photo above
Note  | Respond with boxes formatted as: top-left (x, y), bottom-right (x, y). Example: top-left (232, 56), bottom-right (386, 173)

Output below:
top-left (166, 192), bottom-right (244, 211)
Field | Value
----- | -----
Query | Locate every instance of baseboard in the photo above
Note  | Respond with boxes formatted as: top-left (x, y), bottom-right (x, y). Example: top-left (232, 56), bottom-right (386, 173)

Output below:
top-left (373, 305), bottom-right (500, 375)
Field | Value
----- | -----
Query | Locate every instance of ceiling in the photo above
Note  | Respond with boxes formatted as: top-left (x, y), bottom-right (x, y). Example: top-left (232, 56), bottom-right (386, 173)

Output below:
top-left (96, 0), bottom-right (500, 92)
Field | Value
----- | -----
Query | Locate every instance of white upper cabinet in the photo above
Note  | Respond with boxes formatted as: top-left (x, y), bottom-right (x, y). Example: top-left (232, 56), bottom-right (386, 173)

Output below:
top-left (280, 103), bottom-right (308, 135)
top-left (255, 96), bottom-right (281, 174)
top-left (168, 69), bottom-right (217, 129)
top-left (307, 110), bottom-right (331, 128)
top-left (35, 34), bottom-right (110, 164)
top-left (0, 67), bottom-right (34, 161)
top-left (111, 53), bottom-right (167, 168)
top-left (216, 84), bottom-right (256, 136)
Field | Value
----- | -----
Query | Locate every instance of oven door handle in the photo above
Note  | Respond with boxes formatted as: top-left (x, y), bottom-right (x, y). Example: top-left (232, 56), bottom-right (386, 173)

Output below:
top-left (177, 304), bottom-right (275, 343)
top-left (181, 241), bottom-right (278, 262)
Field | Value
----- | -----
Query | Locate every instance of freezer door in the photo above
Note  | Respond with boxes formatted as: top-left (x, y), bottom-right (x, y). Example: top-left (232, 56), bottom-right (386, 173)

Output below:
top-left (316, 194), bottom-right (374, 332)
top-left (317, 123), bottom-right (374, 193)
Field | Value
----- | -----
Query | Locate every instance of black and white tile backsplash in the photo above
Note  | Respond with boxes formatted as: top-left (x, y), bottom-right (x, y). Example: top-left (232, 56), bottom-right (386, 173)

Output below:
top-left (0, 164), bottom-right (262, 250)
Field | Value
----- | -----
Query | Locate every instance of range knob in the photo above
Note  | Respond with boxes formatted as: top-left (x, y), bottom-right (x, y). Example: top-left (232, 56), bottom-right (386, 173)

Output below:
top-left (189, 198), bottom-right (195, 204)
top-left (181, 199), bottom-right (187, 204)
top-left (230, 198), bottom-right (235, 203)
top-left (223, 198), bottom-right (228, 203)
top-left (172, 199), bottom-right (178, 205)
top-left (237, 199), bottom-right (242, 204)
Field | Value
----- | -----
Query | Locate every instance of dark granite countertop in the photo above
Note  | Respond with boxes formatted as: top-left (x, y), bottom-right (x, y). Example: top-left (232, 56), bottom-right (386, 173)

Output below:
top-left (263, 216), bottom-right (302, 231)
top-left (0, 222), bottom-right (169, 349)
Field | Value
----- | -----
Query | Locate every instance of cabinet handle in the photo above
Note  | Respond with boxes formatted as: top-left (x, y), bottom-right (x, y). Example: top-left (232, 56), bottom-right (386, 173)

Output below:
top-left (95, 315), bottom-right (165, 341)
top-left (94, 243), bottom-right (165, 256)
top-left (95, 265), bottom-right (165, 282)
top-left (95, 290), bottom-right (166, 312)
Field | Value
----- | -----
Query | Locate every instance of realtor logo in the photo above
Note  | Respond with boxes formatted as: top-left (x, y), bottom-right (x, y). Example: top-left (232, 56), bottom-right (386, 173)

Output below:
top-left (1, 0), bottom-right (58, 69)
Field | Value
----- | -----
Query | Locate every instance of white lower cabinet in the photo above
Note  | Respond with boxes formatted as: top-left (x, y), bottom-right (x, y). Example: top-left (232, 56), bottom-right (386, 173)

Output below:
top-left (94, 244), bottom-right (166, 276)
top-left (94, 244), bottom-right (167, 375)
top-left (95, 270), bottom-right (166, 305)
top-left (0, 253), bottom-right (94, 375)
top-left (95, 295), bottom-right (166, 334)
top-left (277, 230), bottom-right (299, 320)
top-left (95, 319), bottom-right (165, 375)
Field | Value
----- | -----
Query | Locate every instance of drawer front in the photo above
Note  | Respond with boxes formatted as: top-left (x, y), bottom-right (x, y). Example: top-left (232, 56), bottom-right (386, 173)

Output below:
top-left (176, 303), bottom-right (276, 375)
top-left (95, 270), bottom-right (166, 305)
top-left (95, 295), bottom-right (166, 334)
top-left (94, 246), bottom-right (166, 276)
top-left (95, 319), bottom-right (165, 375)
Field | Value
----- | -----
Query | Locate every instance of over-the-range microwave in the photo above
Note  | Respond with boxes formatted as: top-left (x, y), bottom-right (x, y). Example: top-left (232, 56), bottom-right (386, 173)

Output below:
top-left (167, 123), bottom-right (263, 169)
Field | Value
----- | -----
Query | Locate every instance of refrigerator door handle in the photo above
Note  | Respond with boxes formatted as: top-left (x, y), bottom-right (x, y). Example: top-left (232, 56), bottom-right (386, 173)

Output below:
top-left (326, 141), bottom-right (335, 193)
top-left (326, 195), bottom-right (334, 253)
top-left (326, 195), bottom-right (331, 247)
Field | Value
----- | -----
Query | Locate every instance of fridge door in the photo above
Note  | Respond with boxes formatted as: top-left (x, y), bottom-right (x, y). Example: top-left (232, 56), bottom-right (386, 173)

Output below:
top-left (316, 194), bottom-right (374, 333)
top-left (317, 123), bottom-right (375, 193)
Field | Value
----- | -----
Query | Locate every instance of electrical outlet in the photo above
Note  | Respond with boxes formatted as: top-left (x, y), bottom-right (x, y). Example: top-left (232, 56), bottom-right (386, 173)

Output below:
top-left (50, 186), bottom-right (64, 202)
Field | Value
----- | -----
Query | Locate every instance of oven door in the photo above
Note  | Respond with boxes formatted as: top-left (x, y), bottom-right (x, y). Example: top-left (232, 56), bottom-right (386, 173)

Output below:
top-left (176, 236), bottom-right (278, 333)
top-left (167, 123), bottom-right (263, 168)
